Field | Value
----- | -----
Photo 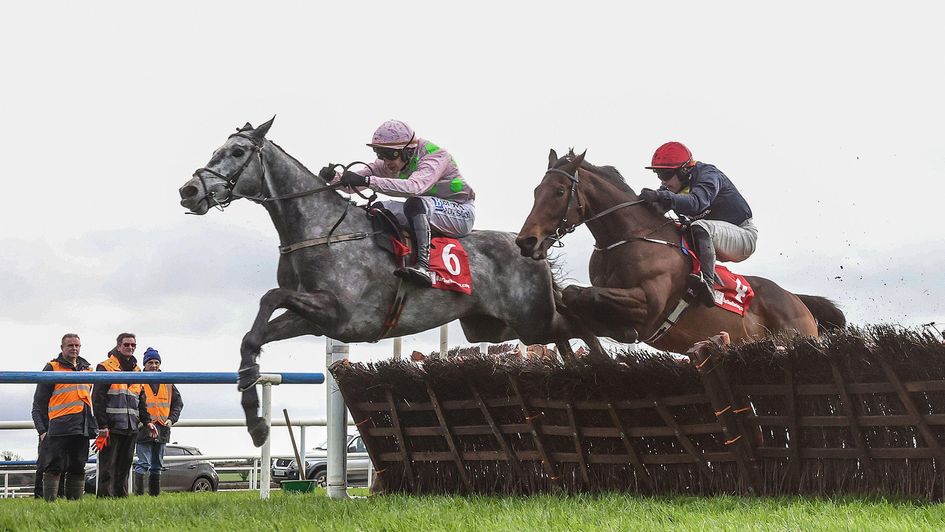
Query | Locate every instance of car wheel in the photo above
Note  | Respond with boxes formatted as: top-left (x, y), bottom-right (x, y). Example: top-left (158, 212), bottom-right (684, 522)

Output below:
top-left (309, 469), bottom-right (327, 487)
top-left (191, 476), bottom-right (214, 492)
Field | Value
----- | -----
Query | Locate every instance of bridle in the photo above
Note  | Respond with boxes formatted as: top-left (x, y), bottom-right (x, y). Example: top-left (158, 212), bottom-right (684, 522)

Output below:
top-left (190, 132), bottom-right (345, 212)
top-left (190, 133), bottom-right (387, 256)
top-left (544, 165), bottom-right (650, 248)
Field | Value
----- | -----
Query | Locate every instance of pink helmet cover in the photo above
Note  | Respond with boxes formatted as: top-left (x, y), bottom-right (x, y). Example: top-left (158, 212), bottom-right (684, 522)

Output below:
top-left (367, 119), bottom-right (418, 148)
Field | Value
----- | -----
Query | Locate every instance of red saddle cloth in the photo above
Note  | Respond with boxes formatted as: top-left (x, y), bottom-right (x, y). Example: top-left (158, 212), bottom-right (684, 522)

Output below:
top-left (428, 237), bottom-right (473, 295)
top-left (711, 265), bottom-right (754, 315)
top-left (681, 235), bottom-right (754, 315)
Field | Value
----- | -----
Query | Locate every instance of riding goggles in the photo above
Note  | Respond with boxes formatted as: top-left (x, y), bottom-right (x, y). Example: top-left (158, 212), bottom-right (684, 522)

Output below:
top-left (373, 147), bottom-right (402, 161)
top-left (654, 168), bottom-right (678, 181)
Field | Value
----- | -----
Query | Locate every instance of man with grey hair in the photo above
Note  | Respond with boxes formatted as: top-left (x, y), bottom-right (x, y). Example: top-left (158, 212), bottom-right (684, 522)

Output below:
top-left (31, 333), bottom-right (98, 501)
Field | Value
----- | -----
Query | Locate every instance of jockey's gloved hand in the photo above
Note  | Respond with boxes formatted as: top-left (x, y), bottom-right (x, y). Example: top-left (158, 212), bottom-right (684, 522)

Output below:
top-left (640, 188), bottom-right (660, 203)
top-left (340, 171), bottom-right (369, 188)
top-left (318, 165), bottom-right (336, 182)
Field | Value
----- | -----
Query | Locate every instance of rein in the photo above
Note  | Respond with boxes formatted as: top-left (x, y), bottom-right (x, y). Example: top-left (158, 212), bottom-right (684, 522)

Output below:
top-left (544, 166), bottom-right (674, 250)
top-left (192, 137), bottom-right (379, 253)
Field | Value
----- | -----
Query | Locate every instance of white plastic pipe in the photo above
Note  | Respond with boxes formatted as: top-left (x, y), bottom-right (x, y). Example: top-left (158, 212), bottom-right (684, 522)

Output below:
top-left (260, 382), bottom-right (272, 500)
top-left (299, 426), bottom-right (306, 480)
top-left (326, 339), bottom-right (349, 499)
top-left (393, 337), bottom-right (402, 360)
top-left (439, 324), bottom-right (449, 358)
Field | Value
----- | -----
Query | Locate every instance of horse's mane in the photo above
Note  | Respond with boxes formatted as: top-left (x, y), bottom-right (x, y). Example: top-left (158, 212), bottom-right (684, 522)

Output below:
top-left (267, 140), bottom-right (347, 199)
top-left (557, 148), bottom-right (633, 193)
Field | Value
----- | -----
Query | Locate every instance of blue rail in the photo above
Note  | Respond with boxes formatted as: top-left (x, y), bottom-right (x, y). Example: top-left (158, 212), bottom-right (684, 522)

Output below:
top-left (0, 372), bottom-right (324, 385)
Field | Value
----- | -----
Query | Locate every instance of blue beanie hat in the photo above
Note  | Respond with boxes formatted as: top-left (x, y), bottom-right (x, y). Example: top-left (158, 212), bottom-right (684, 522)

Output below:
top-left (143, 347), bottom-right (161, 364)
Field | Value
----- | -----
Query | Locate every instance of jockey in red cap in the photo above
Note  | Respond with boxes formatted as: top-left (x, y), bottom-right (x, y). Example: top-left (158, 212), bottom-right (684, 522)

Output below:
top-left (639, 142), bottom-right (757, 306)
top-left (321, 120), bottom-right (476, 287)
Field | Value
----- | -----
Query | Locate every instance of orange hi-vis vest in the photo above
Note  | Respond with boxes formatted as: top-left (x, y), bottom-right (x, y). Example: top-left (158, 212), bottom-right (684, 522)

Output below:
top-left (143, 383), bottom-right (171, 425)
top-left (47, 360), bottom-right (93, 420)
top-left (101, 355), bottom-right (143, 431)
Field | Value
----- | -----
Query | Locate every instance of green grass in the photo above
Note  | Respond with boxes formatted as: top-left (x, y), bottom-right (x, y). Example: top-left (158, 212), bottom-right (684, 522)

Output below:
top-left (2, 490), bottom-right (943, 531)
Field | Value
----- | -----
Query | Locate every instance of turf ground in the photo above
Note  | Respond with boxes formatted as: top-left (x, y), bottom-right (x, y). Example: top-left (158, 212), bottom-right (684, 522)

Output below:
top-left (4, 489), bottom-right (945, 531)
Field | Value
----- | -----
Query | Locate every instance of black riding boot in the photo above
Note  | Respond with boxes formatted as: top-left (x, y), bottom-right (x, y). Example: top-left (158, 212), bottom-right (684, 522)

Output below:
top-left (64, 473), bottom-right (85, 500)
top-left (133, 472), bottom-right (146, 496)
top-left (42, 472), bottom-right (61, 502)
top-left (148, 473), bottom-right (161, 496)
top-left (395, 214), bottom-right (435, 286)
top-left (690, 226), bottom-right (718, 307)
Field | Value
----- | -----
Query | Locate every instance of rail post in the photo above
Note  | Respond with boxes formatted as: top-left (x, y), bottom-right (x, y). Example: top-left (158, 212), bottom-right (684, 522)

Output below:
top-left (326, 339), bottom-right (349, 499)
top-left (260, 381), bottom-right (273, 499)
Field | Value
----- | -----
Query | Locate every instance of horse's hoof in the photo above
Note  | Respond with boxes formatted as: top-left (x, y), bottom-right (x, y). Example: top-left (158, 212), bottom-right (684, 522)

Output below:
top-left (249, 421), bottom-right (270, 447)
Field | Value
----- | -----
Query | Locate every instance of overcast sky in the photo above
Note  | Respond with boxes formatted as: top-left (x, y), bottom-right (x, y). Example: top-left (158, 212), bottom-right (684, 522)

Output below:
top-left (1, 2), bottom-right (943, 459)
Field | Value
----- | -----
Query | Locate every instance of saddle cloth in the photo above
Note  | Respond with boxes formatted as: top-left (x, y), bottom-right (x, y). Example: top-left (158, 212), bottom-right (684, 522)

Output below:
top-left (429, 237), bottom-right (473, 295)
top-left (711, 265), bottom-right (754, 315)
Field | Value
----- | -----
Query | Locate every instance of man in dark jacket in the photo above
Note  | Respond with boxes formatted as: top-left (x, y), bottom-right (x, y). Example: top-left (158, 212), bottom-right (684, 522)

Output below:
top-left (92, 332), bottom-right (157, 497)
top-left (640, 141), bottom-right (758, 307)
top-left (31, 333), bottom-right (98, 501)
top-left (133, 347), bottom-right (184, 496)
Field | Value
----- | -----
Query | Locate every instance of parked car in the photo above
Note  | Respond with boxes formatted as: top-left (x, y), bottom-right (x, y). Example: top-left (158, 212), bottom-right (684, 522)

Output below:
top-left (271, 434), bottom-right (370, 487)
top-left (85, 443), bottom-right (219, 493)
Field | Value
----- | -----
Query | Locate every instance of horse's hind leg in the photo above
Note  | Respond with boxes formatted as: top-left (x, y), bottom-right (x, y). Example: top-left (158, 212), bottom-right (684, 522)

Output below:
top-left (239, 288), bottom-right (341, 447)
top-left (556, 341), bottom-right (578, 366)
top-left (583, 336), bottom-right (609, 362)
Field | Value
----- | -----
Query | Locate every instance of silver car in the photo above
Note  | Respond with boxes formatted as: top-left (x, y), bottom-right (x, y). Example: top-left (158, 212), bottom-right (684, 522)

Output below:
top-left (85, 443), bottom-right (219, 493)
top-left (271, 434), bottom-right (370, 487)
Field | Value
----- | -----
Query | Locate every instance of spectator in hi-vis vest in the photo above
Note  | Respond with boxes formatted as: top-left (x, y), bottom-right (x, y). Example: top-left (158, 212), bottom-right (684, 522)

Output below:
top-left (133, 347), bottom-right (183, 496)
top-left (92, 332), bottom-right (157, 498)
top-left (30, 333), bottom-right (98, 501)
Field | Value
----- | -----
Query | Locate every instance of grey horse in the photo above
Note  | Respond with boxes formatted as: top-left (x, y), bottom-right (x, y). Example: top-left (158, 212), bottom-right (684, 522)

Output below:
top-left (178, 118), bottom-right (604, 446)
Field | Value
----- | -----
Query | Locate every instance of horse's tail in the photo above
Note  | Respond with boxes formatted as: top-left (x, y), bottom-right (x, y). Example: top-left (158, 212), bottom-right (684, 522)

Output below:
top-left (795, 294), bottom-right (846, 333)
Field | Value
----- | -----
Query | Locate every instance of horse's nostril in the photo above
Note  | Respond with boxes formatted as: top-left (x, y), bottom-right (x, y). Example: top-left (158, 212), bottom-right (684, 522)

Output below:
top-left (180, 185), bottom-right (198, 200)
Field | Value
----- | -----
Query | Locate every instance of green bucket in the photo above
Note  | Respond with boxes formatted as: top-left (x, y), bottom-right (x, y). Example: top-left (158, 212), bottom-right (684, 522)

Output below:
top-left (281, 480), bottom-right (318, 493)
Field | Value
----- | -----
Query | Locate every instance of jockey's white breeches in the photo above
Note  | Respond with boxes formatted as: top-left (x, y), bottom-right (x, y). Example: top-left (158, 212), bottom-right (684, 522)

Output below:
top-left (692, 218), bottom-right (758, 262)
top-left (380, 197), bottom-right (476, 237)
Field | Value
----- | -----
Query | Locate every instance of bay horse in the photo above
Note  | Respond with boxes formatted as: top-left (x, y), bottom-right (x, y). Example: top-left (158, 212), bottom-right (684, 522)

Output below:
top-left (178, 120), bottom-right (604, 446)
top-left (515, 149), bottom-right (845, 353)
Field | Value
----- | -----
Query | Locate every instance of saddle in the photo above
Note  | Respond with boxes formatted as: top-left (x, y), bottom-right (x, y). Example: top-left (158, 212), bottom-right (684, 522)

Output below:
top-left (368, 206), bottom-right (413, 268)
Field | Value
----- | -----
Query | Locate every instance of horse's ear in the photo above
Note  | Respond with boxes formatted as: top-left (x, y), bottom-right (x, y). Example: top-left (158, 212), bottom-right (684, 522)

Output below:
top-left (571, 150), bottom-right (587, 168)
top-left (249, 115), bottom-right (276, 139)
top-left (238, 122), bottom-right (254, 132)
top-left (548, 149), bottom-right (558, 169)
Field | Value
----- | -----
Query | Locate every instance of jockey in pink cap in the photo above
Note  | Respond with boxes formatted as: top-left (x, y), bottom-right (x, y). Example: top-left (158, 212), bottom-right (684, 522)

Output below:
top-left (321, 120), bottom-right (476, 286)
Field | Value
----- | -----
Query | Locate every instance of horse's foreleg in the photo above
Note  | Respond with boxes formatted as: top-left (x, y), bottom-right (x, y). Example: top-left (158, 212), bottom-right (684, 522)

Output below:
top-left (562, 285), bottom-right (649, 343)
top-left (239, 288), bottom-right (341, 447)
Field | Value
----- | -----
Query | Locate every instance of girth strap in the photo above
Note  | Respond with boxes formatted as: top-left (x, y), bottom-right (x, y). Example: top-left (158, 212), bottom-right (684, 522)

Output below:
top-left (641, 286), bottom-right (699, 344)
top-left (279, 231), bottom-right (380, 254)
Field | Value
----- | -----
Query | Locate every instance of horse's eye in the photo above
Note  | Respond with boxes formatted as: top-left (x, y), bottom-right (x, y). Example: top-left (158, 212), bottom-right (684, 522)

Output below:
top-left (232, 148), bottom-right (246, 158)
top-left (556, 187), bottom-right (566, 197)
